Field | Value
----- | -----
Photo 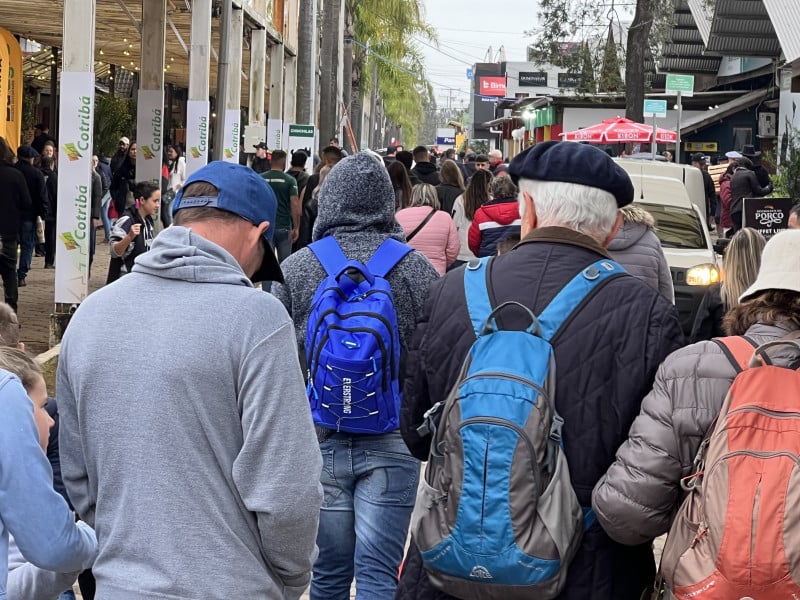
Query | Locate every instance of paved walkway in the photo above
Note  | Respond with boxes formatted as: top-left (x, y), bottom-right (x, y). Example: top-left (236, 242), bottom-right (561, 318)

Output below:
top-left (15, 233), bottom-right (112, 356)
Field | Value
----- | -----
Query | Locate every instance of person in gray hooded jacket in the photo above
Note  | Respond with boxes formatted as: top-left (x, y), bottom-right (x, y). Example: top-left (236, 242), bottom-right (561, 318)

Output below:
top-left (57, 162), bottom-right (322, 600)
top-left (607, 204), bottom-right (674, 303)
top-left (272, 151), bottom-right (439, 599)
top-left (593, 229), bottom-right (800, 549)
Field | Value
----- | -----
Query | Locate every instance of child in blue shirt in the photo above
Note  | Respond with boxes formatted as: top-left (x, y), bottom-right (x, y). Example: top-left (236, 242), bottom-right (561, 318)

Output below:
top-left (0, 347), bottom-right (97, 599)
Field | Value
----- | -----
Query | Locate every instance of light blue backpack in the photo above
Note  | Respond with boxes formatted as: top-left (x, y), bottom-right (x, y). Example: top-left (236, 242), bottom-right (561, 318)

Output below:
top-left (412, 256), bottom-right (626, 599)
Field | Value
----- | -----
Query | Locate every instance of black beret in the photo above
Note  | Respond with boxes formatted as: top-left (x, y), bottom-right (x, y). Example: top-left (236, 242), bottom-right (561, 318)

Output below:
top-left (508, 141), bottom-right (634, 207)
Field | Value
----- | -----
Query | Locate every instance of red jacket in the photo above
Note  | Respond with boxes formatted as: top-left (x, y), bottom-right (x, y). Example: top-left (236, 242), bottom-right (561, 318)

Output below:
top-left (468, 197), bottom-right (521, 257)
top-left (719, 172), bottom-right (733, 229)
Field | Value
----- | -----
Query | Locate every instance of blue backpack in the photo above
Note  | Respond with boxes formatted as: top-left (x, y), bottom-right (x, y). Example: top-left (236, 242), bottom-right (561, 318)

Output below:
top-left (412, 256), bottom-right (626, 599)
top-left (306, 236), bottom-right (412, 434)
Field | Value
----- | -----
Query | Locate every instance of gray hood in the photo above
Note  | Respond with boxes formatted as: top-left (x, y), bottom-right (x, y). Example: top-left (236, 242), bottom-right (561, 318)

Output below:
top-left (132, 225), bottom-right (252, 287)
top-left (312, 151), bottom-right (405, 242)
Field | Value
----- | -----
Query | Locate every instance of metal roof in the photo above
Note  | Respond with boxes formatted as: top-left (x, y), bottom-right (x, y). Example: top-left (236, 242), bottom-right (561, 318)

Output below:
top-left (687, 0), bottom-right (713, 44)
top-left (762, 0), bottom-right (800, 64)
top-left (0, 0), bottom-right (286, 106)
top-left (659, 0), bottom-right (721, 75)
top-left (705, 0), bottom-right (780, 56)
top-left (680, 87), bottom-right (775, 135)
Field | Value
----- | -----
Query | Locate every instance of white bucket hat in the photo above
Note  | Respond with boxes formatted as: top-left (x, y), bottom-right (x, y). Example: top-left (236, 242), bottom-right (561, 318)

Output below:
top-left (740, 229), bottom-right (800, 301)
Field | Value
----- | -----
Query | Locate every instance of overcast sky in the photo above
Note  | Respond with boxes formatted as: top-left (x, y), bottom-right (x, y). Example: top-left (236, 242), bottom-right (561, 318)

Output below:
top-left (419, 0), bottom-right (534, 109)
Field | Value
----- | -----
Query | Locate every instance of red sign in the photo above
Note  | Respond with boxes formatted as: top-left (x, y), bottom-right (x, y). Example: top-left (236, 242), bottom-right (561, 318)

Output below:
top-left (479, 76), bottom-right (506, 96)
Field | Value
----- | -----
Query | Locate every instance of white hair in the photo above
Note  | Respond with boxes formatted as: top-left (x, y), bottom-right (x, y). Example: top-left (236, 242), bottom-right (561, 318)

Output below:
top-left (489, 149), bottom-right (502, 160)
top-left (517, 179), bottom-right (619, 243)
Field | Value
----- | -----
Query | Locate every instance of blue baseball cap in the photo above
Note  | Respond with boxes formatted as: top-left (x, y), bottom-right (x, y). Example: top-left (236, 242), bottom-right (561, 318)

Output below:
top-left (172, 161), bottom-right (283, 283)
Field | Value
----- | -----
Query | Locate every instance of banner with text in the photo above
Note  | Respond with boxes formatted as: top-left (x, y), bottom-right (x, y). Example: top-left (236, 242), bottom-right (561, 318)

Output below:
top-left (185, 100), bottom-right (210, 176)
top-left (54, 72), bottom-right (95, 304)
top-left (286, 124), bottom-right (316, 171)
top-left (136, 89), bottom-right (164, 184)
top-left (743, 197), bottom-right (795, 238)
top-left (222, 108), bottom-right (240, 163)
top-left (267, 118), bottom-right (284, 149)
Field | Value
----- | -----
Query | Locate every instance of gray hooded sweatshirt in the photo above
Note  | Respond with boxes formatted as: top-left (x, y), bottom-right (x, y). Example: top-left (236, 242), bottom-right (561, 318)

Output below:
top-left (57, 226), bottom-right (323, 600)
top-left (272, 152), bottom-right (440, 373)
top-left (608, 204), bottom-right (675, 303)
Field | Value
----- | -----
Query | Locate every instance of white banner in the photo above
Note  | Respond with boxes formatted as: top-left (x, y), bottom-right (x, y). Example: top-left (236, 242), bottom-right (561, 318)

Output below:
top-left (286, 124), bottom-right (316, 171)
top-left (267, 118), bottom-right (284, 150)
top-left (222, 109), bottom-right (240, 163)
top-left (185, 100), bottom-right (210, 176)
top-left (136, 89), bottom-right (164, 184)
top-left (54, 72), bottom-right (95, 304)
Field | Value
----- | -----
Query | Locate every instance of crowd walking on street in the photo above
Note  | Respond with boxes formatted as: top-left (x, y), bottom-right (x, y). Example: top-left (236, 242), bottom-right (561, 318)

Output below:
top-left (1, 130), bottom-right (800, 600)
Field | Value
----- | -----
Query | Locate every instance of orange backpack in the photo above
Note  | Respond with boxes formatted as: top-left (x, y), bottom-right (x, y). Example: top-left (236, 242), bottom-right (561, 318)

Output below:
top-left (656, 334), bottom-right (800, 600)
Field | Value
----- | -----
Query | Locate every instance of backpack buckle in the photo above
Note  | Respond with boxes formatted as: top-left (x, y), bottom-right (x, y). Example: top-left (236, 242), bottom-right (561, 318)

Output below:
top-left (549, 414), bottom-right (565, 443)
top-left (417, 401), bottom-right (444, 438)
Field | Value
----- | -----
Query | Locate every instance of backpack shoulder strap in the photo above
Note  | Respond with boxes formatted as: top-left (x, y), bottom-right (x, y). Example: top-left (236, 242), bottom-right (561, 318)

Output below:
top-left (309, 235), bottom-right (349, 276)
top-left (365, 238), bottom-right (413, 278)
top-left (537, 259), bottom-right (627, 341)
top-left (463, 257), bottom-right (493, 337)
top-left (712, 335), bottom-right (758, 373)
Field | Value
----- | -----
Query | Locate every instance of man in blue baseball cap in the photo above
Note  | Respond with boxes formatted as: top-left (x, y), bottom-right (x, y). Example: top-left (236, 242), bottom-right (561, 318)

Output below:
top-left (56, 161), bottom-right (323, 599)
top-left (398, 141), bottom-right (683, 600)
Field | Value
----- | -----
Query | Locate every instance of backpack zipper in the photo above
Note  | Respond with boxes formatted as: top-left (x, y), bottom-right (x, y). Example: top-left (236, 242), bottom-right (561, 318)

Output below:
top-left (312, 325), bottom-right (390, 391)
top-left (460, 372), bottom-right (548, 402)
top-left (308, 310), bottom-right (396, 381)
top-left (751, 474), bottom-right (762, 583)
top-left (727, 406), bottom-right (800, 420)
top-left (460, 416), bottom-right (543, 497)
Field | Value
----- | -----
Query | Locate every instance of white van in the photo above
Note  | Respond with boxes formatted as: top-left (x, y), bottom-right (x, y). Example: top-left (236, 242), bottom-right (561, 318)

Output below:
top-left (613, 161), bottom-right (719, 336)
top-left (614, 158), bottom-right (707, 218)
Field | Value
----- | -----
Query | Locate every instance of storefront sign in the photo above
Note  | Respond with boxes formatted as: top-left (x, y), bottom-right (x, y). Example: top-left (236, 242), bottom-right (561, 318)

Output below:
top-left (54, 72), bottom-right (95, 303)
top-left (479, 76), bottom-right (506, 97)
top-left (518, 71), bottom-right (547, 87)
top-left (185, 100), bottom-right (209, 176)
top-left (558, 72), bottom-right (579, 88)
top-left (222, 108), bottom-right (240, 163)
top-left (285, 123), bottom-right (315, 171)
top-left (0, 29), bottom-right (23, 149)
top-left (743, 197), bottom-right (795, 238)
top-left (136, 89), bottom-right (164, 183)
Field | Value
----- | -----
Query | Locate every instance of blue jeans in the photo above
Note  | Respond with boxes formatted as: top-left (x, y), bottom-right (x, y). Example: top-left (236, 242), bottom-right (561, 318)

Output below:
top-left (17, 220), bottom-right (35, 279)
top-left (58, 590), bottom-right (76, 600)
top-left (100, 192), bottom-right (112, 240)
top-left (310, 431), bottom-right (420, 600)
top-left (274, 228), bottom-right (292, 263)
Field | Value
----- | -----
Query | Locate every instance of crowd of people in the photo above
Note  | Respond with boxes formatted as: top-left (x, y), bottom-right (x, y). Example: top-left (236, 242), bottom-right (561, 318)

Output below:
top-left (1, 135), bottom-right (800, 600)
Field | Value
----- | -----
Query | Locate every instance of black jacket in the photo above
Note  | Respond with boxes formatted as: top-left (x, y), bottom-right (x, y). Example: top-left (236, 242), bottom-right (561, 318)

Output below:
top-left (397, 227), bottom-right (684, 600)
top-left (251, 156), bottom-right (271, 174)
top-left (435, 184), bottom-right (462, 216)
top-left (110, 148), bottom-right (127, 176)
top-left (411, 162), bottom-right (440, 186)
top-left (0, 162), bottom-right (33, 236)
top-left (16, 160), bottom-right (49, 221)
top-left (730, 167), bottom-right (772, 215)
top-left (41, 167), bottom-right (58, 220)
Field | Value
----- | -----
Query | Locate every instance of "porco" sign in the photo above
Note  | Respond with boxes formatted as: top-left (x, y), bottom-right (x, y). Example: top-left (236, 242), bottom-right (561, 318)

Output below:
top-left (743, 197), bottom-right (795, 238)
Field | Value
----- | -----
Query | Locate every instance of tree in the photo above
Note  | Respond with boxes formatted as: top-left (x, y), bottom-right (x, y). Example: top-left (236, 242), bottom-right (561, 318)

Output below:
top-left (94, 94), bottom-right (134, 158)
top-left (296, 0), bottom-right (315, 125)
top-left (319, 0), bottom-right (343, 151)
top-left (527, 0), bottom-right (673, 120)
top-left (599, 24), bottom-right (623, 93)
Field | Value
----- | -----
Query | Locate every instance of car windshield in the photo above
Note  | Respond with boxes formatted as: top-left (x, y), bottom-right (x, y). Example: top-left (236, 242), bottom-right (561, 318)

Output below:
top-left (635, 202), bottom-right (707, 249)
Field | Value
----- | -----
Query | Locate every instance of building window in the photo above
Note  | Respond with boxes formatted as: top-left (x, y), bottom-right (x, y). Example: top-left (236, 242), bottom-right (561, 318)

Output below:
top-left (732, 127), bottom-right (752, 151)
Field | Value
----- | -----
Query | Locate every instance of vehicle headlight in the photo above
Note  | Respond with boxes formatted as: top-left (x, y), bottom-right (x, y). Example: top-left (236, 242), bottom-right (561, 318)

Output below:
top-left (686, 264), bottom-right (720, 286)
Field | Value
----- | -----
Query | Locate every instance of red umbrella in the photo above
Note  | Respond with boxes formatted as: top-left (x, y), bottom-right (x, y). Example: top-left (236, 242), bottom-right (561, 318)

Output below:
top-left (561, 117), bottom-right (677, 144)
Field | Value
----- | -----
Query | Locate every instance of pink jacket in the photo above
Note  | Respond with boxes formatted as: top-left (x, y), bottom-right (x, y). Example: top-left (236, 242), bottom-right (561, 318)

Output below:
top-left (395, 206), bottom-right (460, 275)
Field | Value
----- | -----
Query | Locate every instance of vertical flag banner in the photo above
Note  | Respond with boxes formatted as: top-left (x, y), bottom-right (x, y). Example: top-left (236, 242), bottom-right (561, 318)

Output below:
top-left (136, 89), bottom-right (164, 184)
top-left (0, 29), bottom-right (23, 149)
top-left (54, 72), bottom-right (95, 303)
top-left (267, 118), bottom-right (283, 149)
top-left (0, 39), bottom-right (9, 142)
top-left (222, 108), bottom-right (240, 163)
top-left (185, 99), bottom-right (210, 175)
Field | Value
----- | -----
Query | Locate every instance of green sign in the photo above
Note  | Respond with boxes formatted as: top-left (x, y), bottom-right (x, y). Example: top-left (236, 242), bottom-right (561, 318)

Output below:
top-left (288, 124), bottom-right (315, 137)
top-left (666, 73), bottom-right (695, 97)
top-left (643, 99), bottom-right (668, 118)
